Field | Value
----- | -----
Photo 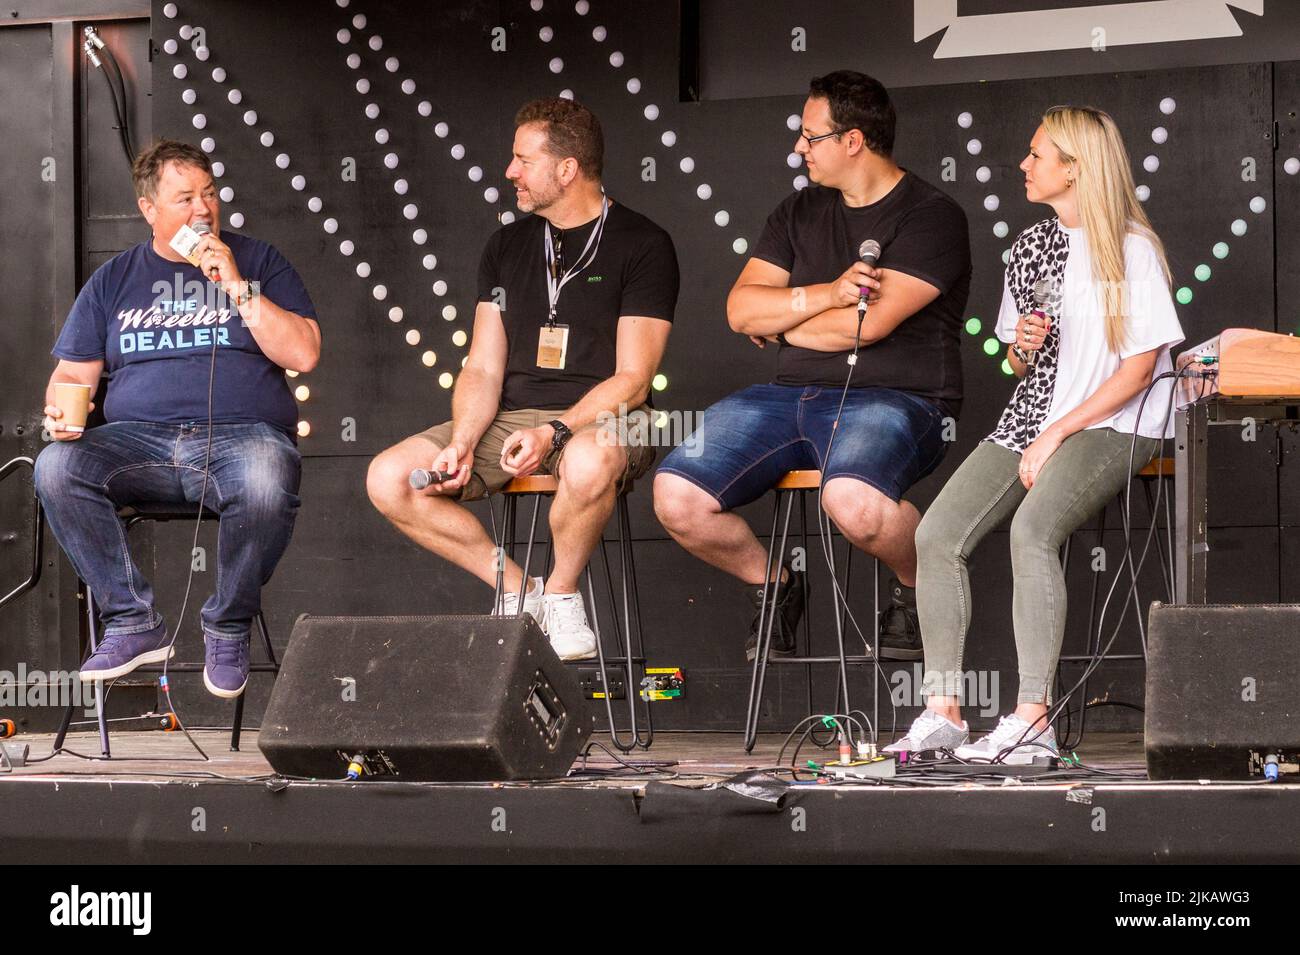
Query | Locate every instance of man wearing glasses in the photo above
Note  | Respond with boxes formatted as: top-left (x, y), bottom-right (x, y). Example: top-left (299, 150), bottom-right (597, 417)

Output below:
top-left (655, 71), bottom-right (971, 662)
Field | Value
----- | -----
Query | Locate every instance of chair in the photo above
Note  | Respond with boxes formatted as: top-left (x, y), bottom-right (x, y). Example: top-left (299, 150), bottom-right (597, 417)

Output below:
top-left (491, 475), bottom-right (653, 753)
top-left (742, 470), bottom-right (880, 753)
top-left (53, 502), bottom-right (280, 755)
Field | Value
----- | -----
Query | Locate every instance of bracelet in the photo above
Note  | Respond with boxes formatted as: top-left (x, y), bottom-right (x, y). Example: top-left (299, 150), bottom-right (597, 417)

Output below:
top-left (1012, 344), bottom-right (1031, 364)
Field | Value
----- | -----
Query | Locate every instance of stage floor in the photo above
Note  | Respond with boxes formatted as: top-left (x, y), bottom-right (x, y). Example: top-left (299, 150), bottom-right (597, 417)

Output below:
top-left (5, 728), bottom-right (1299, 863)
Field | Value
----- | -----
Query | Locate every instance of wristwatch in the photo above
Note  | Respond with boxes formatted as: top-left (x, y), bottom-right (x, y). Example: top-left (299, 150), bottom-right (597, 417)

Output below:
top-left (230, 280), bottom-right (257, 307)
top-left (548, 419), bottom-right (573, 454)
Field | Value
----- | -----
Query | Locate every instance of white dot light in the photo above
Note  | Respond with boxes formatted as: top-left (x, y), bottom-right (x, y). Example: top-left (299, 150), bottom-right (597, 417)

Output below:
top-left (732, 237), bottom-right (749, 255)
top-left (576, 0), bottom-right (590, 13)
top-left (406, 329), bottom-right (420, 346)
top-left (500, 212), bottom-right (515, 225)
top-left (356, 261), bottom-right (371, 278)
top-left (530, 0), bottom-right (543, 10)
top-left (1250, 196), bottom-right (1266, 214)
top-left (243, 110), bottom-right (258, 126)
top-left (368, 35), bottom-right (383, 51)
top-left (1144, 155), bottom-right (1160, 173)
top-left (787, 114), bottom-right (801, 131)
top-left (389, 307), bottom-right (404, 322)
top-left (356, 78), bottom-right (370, 94)
top-left (484, 187), bottom-right (499, 202)
top-left (179, 24), bottom-right (193, 40)
top-left (308, 196), bottom-right (322, 213)
top-left (172, 64), bottom-right (187, 80)
top-left (297, 421), bottom-right (311, 438)
top-left (163, 3), bottom-right (177, 17)
top-left (1002, 249), bottom-right (1011, 265)
top-left (453, 330), bottom-right (468, 347)
top-left (276, 153), bottom-right (290, 169)
top-left (1136, 184), bottom-right (1151, 202)
top-left (1152, 126), bottom-right (1168, 145)
top-left (182, 88), bottom-right (197, 105)
top-left (200, 137), bottom-right (215, 153)
top-left (967, 139), bottom-right (982, 155)
top-left (191, 112), bottom-right (206, 129)
top-left (228, 89), bottom-right (243, 105)
top-left (416, 100), bottom-right (433, 118)
top-left (402, 79), bottom-right (416, 95)
top-left (539, 26), bottom-right (554, 42)
top-left (714, 210), bottom-right (730, 227)
top-left (434, 122), bottom-right (449, 138)
top-left (644, 104), bottom-right (659, 121)
top-left (352, 13), bottom-right (366, 29)
top-left (786, 152), bottom-right (802, 169)
top-left (1285, 157), bottom-right (1300, 176)
top-left (549, 57), bottom-right (564, 73)
top-left (559, 89), bottom-right (574, 100)
top-left (993, 221), bottom-right (1008, 238)
top-left (323, 218), bottom-right (338, 234)
top-left (337, 28), bottom-right (351, 44)
top-left (260, 131), bottom-right (274, 147)
top-left (194, 46), bottom-right (209, 62)
top-left (384, 153), bottom-right (399, 170)
top-left (626, 77), bottom-right (641, 94)
top-left (384, 57), bottom-right (399, 73)
top-left (441, 305), bottom-right (457, 321)
top-left (438, 372), bottom-right (453, 389)
top-left (211, 67), bottom-right (226, 83)
top-left (422, 254), bottom-right (437, 270)
top-left (219, 186), bottom-right (234, 202)
top-left (347, 53), bottom-right (360, 69)
top-left (610, 51), bottom-right (624, 68)
top-left (661, 131), bottom-right (676, 147)
top-left (403, 203), bottom-right (418, 220)
top-left (375, 128), bottom-right (389, 144)
top-left (976, 165), bottom-right (991, 183)
top-left (291, 175), bottom-right (306, 191)
top-left (984, 195), bottom-right (1000, 212)
top-left (163, 39), bottom-right (178, 55)
top-left (1160, 97), bottom-right (1177, 115)
top-left (372, 284), bottom-right (387, 300)
top-left (339, 240), bottom-right (354, 255)
top-left (957, 111), bottom-right (973, 128)
top-left (697, 183), bottom-right (712, 200)
top-left (433, 280), bottom-right (448, 296)
top-left (451, 144), bottom-right (466, 160)
top-left (422, 351), bottom-right (436, 367)
top-left (1231, 218), bottom-right (1248, 236)
top-left (394, 179), bottom-right (408, 195)
top-left (211, 161), bottom-right (225, 177)
top-left (793, 175), bottom-right (808, 190)
top-left (679, 157), bottom-right (695, 173)
top-left (412, 228), bottom-right (427, 244)
top-left (468, 165), bottom-right (483, 181)
top-left (593, 25), bottom-right (607, 41)
top-left (294, 385), bottom-right (310, 401)
top-left (229, 212), bottom-right (245, 228)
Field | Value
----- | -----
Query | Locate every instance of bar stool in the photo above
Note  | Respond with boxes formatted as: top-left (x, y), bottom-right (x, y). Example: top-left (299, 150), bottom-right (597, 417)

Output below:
top-left (491, 475), bottom-right (652, 753)
top-left (53, 502), bottom-right (280, 755)
top-left (742, 470), bottom-right (879, 753)
top-left (1056, 455), bottom-right (1175, 747)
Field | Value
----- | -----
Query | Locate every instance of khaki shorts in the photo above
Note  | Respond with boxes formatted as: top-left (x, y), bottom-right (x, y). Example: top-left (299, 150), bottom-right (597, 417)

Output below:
top-left (415, 406), bottom-right (657, 501)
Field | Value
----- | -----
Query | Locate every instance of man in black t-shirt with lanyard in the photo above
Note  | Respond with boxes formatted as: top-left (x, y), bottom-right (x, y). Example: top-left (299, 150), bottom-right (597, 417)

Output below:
top-left (656, 71), bottom-right (971, 661)
top-left (368, 97), bottom-right (679, 661)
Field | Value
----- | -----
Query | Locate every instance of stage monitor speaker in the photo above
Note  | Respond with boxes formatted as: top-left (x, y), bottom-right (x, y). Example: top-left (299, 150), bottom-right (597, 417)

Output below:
top-left (1146, 603), bottom-right (1300, 781)
top-left (259, 614), bottom-right (592, 781)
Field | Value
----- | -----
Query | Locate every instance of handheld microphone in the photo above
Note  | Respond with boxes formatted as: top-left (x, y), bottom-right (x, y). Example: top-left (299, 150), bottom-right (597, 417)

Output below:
top-left (191, 221), bottom-right (219, 281)
top-left (1028, 278), bottom-right (1051, 366)
top-left (857, 239), bottom-right (881, 318)
top-left (409, 468), bottom-right (455, 490)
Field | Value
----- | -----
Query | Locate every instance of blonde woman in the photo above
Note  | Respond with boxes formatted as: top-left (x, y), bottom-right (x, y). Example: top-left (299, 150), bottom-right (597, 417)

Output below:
top-left (884, 106), bottom-right (1184, 762)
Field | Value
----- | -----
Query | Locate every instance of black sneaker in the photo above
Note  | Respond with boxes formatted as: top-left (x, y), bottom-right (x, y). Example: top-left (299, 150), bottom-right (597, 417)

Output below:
top-left (744, 566), bottom-right (807, 662)
top-left (878, 576), bottom-right (923, 660)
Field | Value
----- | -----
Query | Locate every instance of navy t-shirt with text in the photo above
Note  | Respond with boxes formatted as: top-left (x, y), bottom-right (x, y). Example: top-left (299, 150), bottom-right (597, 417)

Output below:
top-left (52, 232), bottom-right (317, 436)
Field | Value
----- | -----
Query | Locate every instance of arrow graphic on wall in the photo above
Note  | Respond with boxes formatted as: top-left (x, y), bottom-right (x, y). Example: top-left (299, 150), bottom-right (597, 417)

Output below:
top-left (915, 0), bottom-right (1264, 58)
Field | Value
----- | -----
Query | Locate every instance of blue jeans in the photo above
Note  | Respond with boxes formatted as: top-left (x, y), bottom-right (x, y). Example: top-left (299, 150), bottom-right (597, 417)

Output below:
top-left (34, 421), bottom-right (301, 643)
top-left (658, 383), bottom-right (950, 509)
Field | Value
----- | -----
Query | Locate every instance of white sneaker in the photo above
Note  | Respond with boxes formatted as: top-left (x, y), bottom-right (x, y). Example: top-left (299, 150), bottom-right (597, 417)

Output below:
top-left (493, 576), bottom-right (544, 623)
top-left (954, 714), bottom-right (1059, 765)
top-left (541, 591), bottom-right (597, 661)
top-left (882, 710), bottom-right (969, 755)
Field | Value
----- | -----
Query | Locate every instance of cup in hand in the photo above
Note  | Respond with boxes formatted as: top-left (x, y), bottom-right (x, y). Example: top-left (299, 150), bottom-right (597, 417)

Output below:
top-left (52, 382), bottom-right (93, 433)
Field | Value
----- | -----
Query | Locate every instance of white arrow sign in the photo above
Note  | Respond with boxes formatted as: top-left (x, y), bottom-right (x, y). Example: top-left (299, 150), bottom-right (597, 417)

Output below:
top-left (915, 0), bottom-right (1265, 59)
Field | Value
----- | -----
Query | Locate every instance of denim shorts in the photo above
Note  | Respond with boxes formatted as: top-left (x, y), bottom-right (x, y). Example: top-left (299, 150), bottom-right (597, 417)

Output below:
top-left (658, 384), bottom-right (950, 510)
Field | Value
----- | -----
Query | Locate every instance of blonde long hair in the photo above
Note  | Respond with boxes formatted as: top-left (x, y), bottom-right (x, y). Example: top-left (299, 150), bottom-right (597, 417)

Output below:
top-left (1041, 106), bottom-right (1172, 353)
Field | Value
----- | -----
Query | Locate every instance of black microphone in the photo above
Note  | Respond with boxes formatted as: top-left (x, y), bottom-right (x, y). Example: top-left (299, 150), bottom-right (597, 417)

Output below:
top-left (409, 468), bottom-right (455, 490)
top-left (192, 221), bottom-right (219, 281)
top-left (857, 239), bottom-right (881, 318)
top-left (1028, 278), bottom-right (1051, 367)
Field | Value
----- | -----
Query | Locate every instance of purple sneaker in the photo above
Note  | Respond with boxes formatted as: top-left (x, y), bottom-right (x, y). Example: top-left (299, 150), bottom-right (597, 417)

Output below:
top-left (79, 625), bottom-right (173, 682)
top-left (203, 634), bottom-right (250, 699)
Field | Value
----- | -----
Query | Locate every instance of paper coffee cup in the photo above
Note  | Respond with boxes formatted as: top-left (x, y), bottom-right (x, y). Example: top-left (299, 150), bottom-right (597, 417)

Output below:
top-left (53, 383), bottom-right (92, 433)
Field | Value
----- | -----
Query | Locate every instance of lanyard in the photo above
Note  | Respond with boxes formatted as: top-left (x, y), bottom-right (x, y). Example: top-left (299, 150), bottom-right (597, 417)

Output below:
top-left (544, 194), bottom-right (609, 326)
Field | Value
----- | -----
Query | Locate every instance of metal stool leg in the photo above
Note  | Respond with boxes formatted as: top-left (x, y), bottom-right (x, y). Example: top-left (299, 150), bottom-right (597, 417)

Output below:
top-left (743, 489), bottom-right (796, 753)
top-left (618, 496), bottom-right (653, 749)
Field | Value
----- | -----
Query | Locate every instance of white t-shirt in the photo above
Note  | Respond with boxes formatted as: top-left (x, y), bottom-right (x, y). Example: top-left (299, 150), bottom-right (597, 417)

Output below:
top-left (995, 225), bottom-right (1185, 440)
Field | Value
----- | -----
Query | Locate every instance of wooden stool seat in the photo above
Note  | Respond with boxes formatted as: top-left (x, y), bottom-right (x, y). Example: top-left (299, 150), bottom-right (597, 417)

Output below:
top-left (773, 469), bottom-right (822, 490)
top-left (1137, 457), bottom-right (1174, 478)
top-left (502, 475), bottom-right (559, 495)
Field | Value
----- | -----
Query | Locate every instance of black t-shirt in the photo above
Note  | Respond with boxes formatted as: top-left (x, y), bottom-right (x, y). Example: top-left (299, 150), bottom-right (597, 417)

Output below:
top-left (752, 172), bottom-right (971, 416)
top-left (476, 200), bottom-right (679, 411)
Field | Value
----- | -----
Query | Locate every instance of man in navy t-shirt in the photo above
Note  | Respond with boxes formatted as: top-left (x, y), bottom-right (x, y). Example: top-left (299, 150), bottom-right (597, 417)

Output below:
top-left (34, 139), bottom-right (320, 699)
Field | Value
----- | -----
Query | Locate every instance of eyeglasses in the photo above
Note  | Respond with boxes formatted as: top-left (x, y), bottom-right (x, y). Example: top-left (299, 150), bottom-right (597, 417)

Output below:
top-left (798, 128), bottom-right (847, 147)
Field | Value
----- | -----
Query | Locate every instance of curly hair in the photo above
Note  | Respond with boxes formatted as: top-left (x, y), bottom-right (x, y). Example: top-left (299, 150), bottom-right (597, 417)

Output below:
top-left (514, 97), bottom-right (604, 179)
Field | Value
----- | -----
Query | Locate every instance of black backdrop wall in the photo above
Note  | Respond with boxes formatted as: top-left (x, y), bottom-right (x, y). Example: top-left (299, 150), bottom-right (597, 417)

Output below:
top-left (2, 0), bottom-right (1297, 734)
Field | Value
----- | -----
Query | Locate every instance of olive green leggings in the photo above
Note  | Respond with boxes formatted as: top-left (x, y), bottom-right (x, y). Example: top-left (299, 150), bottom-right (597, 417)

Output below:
top-left (915, 428), bottom-right (1160, 705)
